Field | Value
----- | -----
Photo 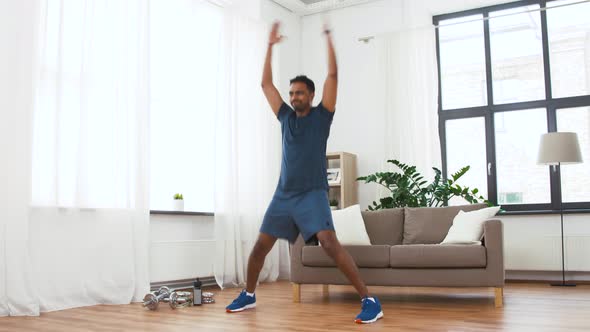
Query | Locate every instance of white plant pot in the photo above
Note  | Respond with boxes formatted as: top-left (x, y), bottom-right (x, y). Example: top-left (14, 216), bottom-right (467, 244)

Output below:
top-left (173, 199), bottom-right (184, 211)
top-left (330, 206), bottom-right (338, 211)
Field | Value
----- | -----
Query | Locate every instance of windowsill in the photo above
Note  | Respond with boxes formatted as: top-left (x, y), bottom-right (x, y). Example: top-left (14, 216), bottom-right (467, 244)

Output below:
top-left (499, 209), bottom-right (590, 216)
top-left (150, 210), bottom-right (214, 216)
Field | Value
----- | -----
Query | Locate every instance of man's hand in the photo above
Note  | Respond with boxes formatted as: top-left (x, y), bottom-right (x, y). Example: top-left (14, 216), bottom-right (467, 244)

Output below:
top-left (262, 21), bottom-right (285, 117)
top-left (268, 21), bottom-right (284, 46)
top-left (323, 23), bottom-right (331, 35)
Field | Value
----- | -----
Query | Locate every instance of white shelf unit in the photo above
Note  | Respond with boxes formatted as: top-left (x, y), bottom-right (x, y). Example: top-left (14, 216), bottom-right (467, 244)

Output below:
top-left (326, 151), bottom-right (358, 209)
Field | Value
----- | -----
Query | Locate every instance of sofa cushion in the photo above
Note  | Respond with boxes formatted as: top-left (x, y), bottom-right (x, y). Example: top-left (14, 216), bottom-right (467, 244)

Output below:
top-left (403, 204), bottom-right (487, 244)
top-left (441, 206), bottom-right (501, 244)
top-left (302, 245), bottom-right (390, 268)
top-left (361, 208), bottom-right (404, 245)
top-left (331, 204), bottom-right (371, 245)
top-left (390, 244), bottom-right (487, 268)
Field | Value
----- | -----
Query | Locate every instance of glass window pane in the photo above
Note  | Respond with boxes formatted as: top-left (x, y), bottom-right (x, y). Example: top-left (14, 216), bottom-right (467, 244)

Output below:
top-left (557, 107), bottom-right (590, 203)
top-left (149, 0), bottom-right (221, 212)
top-left (495, 109), bottom-right (550, 204)
top-left (490, 5), bottom-right (546, 104)
top-left (547, 0), bottom-right (590, 98)
top-left (439, 15), bottom-right (488, 110)
top-left (445, 117), bottom-right (488, 205)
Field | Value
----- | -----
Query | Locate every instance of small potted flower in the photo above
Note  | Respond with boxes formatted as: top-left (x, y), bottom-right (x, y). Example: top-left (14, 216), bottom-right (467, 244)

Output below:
top-left (173, 193), bottom-right (184, 211)
top-left (329, 199), bottom-right (339, 210)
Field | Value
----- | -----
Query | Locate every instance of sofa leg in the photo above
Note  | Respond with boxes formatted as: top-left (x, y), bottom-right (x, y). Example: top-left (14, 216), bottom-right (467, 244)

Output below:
top-left (494, 287), bottom-right (503, 308)
top-left (322, 284), bottom-right (329, 299)
top-left (293, 283), bottom-right (301, 303)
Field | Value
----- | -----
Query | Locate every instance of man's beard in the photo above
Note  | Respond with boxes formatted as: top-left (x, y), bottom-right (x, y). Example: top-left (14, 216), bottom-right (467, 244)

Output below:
top-left (292, 101), bottom-right (307, 112)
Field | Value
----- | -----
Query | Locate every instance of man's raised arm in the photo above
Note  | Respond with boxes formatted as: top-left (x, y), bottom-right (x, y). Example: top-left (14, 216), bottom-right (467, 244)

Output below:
top-left (261, 22), bottom-right (284, 117)
top-left (321, 24), bottom-right (337, 113)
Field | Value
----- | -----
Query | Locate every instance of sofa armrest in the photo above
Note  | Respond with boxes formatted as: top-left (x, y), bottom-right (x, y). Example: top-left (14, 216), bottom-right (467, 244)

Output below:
top-left (289, 235), bottom-right (306, 283)
top-left (483, 219), bottom-right (505, 285)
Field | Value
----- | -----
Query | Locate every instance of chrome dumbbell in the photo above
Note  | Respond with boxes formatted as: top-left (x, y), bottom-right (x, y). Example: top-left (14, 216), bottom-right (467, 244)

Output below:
top-left (154, 286), bottom-right (170, 297)
top-left (142, 287), bottom-right (171, 310)
top-left (169, 291), bottom-right (193, 309)
top-left (202, 292), bottom-right (215, 304)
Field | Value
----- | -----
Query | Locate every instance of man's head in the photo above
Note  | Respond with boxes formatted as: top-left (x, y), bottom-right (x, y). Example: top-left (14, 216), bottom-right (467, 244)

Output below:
top-left (289, 75), bottom-right (315, 112)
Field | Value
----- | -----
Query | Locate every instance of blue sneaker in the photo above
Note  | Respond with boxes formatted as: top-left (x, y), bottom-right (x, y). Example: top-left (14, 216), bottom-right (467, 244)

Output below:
top-left (355, 296), bottom-right (383, 324)
top-left (225, 290), bottom-right (256, 313)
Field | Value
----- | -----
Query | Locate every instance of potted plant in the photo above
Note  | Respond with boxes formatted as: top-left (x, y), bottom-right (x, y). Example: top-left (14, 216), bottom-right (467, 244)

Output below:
top-left (329, 199), bottom-right (339, 210)
top-left (357, 159), bottom-right (493, 211)
top-left (173, 193), bottom-right (184, 211)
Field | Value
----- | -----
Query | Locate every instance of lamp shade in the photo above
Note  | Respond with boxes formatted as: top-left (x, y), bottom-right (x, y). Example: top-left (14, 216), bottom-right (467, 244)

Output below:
top-left (537, 132), bottom-right (583, 165)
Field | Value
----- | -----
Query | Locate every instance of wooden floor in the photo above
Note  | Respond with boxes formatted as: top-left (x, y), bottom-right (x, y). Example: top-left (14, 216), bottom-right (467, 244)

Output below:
top-left (2, 281), bottom-right (590, 331)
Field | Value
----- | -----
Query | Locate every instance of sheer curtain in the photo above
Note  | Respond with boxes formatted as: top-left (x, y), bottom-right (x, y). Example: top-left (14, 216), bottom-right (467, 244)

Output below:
top-left (1, 0), bottom-right (150, 315)
top-left (214, 13), bottom-right (289, 288)
top-left (149, 0), bottom-right (223, 213)
top-left (0, 0), bottom-right (41, 317)
top-left (374, 27), bottom-right (442, 178)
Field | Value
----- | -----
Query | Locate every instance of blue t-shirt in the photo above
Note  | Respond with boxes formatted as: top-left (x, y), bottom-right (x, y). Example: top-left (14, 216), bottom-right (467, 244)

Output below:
top-left (276, 101), bottom-right (335, 192)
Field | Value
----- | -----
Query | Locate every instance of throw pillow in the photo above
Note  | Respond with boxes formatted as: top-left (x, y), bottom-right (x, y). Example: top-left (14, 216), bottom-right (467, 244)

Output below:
top-left (330, 204), bottom-right (372, 245)
top-left (440, 206), bottom-right (501, 245)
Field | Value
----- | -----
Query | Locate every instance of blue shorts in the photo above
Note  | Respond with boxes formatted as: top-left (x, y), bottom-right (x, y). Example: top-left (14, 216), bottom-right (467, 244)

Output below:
top-left (260, 189), bottom-right (335, 243)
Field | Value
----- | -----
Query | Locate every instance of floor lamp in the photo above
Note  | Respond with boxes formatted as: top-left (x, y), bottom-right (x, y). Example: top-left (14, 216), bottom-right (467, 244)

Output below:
top-left (537, 132), bottom-right (583, 287)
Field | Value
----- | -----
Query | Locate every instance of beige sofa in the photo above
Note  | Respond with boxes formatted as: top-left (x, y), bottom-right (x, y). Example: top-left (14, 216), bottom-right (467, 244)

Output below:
top-left (290, 203), bottom-right (505, 307)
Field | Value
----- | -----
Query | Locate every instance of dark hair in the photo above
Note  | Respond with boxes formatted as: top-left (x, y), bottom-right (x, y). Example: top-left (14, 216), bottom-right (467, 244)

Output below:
top-left (289, 75), bottom-right (315, 93)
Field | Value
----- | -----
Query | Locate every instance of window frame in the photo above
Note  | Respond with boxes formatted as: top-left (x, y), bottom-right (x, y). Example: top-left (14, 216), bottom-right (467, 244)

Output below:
top-left (434, 0), bottom-right (590, 214)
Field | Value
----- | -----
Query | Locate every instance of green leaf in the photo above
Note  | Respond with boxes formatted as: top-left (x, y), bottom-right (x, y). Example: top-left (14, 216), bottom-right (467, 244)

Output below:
top-left (359, 160), bottom-right (485, 211)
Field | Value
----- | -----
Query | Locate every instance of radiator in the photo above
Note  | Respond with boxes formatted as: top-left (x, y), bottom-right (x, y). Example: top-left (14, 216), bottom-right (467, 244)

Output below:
top-left (150, 240), bottom-right (215, 282)
top-left (547, 235), bottom-right (590, 271)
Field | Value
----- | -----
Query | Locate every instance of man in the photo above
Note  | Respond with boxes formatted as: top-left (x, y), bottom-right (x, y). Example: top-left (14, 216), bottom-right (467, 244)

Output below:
top-left (225, 21), bottom-right (383, 324)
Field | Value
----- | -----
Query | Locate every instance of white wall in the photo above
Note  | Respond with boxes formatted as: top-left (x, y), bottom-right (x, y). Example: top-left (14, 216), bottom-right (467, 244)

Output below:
top-left (500, 214), bottom-right (590, 274)
top-left (301, 0), bottom-right (404, 209)
top-left (299, 0), bottom-right (590, 275)
top-left (230, 0), bottom-right (262, 20)
top-left (261, 0), bottom-right (302, 100)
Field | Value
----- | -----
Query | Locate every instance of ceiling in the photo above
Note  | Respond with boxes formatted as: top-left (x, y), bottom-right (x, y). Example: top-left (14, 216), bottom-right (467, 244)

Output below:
top-left (299, 0), bottom-right (330, 4)
top-left (271, 0), bottom-right (513, 16)
top-left (271, 0), bottom-right (379, 16)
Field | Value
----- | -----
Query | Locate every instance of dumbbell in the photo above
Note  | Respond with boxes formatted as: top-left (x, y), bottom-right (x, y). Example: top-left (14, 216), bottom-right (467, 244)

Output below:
top-left (154, 286), bottom-right (170, 297)
top-left (142, 287), bottom-right (171, 310)
top-left (154, 286), bottom-right (173, 303)
top-left (141, 286), bottom-right (171, 305)
top-left (169, 291), bottom-right (193, 309)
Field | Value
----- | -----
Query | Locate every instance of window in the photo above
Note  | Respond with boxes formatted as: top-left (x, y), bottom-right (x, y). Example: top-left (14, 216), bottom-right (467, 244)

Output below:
top-left (435, 0), bottom-right (590, 212)
top-left (494, 109), bottom-right (550, 204)
top-left (438, 15), bottom-right (488, 109)
top-left (149, 0), bottom-right (222, 212)
top-left (489, 5), bottom-right (546, 104)
top-left (445, 117), bottom-right (488, 205)
top-left (547, 0), bottom-right (590, 98)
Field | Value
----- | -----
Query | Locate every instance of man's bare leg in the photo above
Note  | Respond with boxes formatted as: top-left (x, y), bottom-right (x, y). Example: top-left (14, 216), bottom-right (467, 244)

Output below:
top-left (316, 230), bottom-right (368, 298)
top-left (226, 232), bottom-right (277, 313)
top-left (245, 232), bottom-right (277, 293)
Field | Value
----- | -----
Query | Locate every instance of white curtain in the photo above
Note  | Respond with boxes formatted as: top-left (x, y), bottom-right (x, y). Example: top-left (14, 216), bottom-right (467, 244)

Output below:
top-left (0, 0), bottom-right (41, 317)
top-left (0, 0), bottom-right (150, 316)
top-left (214, 13), bottom-right (289, 288)
top-left (375, 27), bottom-right (442, 178)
